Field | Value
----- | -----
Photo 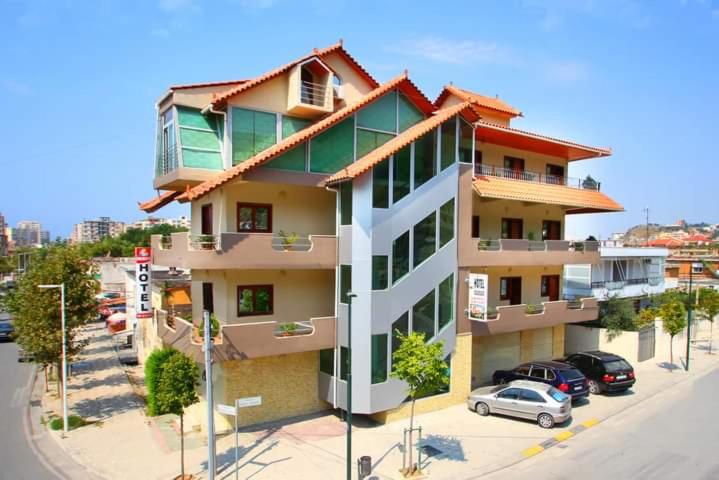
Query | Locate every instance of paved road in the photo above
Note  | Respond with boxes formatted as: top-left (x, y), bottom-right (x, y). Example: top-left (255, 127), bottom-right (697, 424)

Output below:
top-left (0, 340), bottom-right (58, 480)
top-left (488, 368), bottom-right (719, 480)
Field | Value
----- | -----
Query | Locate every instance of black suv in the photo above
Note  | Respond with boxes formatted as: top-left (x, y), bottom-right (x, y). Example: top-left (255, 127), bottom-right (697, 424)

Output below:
top-left (562, 351), bottom-right (635, 394)
top-left (492, 361), bottom-right (589, 400)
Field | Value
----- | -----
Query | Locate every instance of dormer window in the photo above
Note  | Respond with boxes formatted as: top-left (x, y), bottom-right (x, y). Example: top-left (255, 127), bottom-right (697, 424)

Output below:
top-left (288, 58), bottom-right (333, 116)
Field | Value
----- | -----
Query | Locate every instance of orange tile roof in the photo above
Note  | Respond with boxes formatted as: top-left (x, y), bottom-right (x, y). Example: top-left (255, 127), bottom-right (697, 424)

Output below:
top-left (472, 175), bottom-right (623, 214)
top-left (435, 85), bottom-right (522, 117)
top-left (210, 41), bottom-right (379, 108)
top-left (185, 73), bottom-right (431, 201)
top-left (170, 79), bottom-right (248, 90)
top-left (324, 101), bottom-right (474, 185)
top-left (138, 190), bottom-right (183, 213)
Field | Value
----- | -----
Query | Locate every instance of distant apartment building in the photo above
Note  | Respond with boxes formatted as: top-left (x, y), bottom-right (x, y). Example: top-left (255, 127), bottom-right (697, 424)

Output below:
top-left (71, 217), bottom-right (125, 243)
top-left (137, 42), bottom-right (623, 430)
top-left (13, 220), bottom-right (44, 248)
top-left (130, 215), bottom-right (190, 230)
top-left (0, 213), bottom-right (7, 256)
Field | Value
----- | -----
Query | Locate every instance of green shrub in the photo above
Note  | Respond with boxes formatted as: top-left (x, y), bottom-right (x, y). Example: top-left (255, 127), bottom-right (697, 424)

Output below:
top-left (145, 348), bottom-right (178, 416)
top-left (49, 415), bottom-right (86, 431)
top-left (198, 313), bottom-right (220, 339)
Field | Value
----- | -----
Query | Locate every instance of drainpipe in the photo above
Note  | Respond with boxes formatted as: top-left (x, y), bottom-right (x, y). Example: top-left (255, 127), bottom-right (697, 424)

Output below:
top-left (201, 103), bottom-right (229, 168)
top-left (325, 184), bottom-right (340, 409)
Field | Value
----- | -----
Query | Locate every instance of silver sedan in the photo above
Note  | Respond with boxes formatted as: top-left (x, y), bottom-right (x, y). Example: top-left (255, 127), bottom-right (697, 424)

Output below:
top-left (467, 379), bottom-right (571, 428)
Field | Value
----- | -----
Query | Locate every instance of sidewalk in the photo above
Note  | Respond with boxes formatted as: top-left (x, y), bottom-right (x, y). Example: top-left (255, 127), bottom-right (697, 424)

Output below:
top-left (41, 323), bottom-right (719, 480)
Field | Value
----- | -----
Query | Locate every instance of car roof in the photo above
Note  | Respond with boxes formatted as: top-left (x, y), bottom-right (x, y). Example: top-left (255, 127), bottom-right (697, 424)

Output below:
top-left (524, 360), bottom-right (572, 370)
top-left (507, 380), bottom-right (551, 391)
top-left (576, 351), bottom-right (623, 361)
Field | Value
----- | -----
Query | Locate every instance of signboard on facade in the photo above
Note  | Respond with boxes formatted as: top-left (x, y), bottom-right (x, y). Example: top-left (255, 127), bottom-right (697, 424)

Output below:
top-left (468, 273), bottom-right (489, 321)
top-left (134, 247), bottom-right (152, 319)
top-left (236, 396), bottom-right (262, 408)
top-left (217, 404), bottom-right (237, 416)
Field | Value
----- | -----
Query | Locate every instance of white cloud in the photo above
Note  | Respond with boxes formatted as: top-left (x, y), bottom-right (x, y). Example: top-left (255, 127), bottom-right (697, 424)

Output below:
top-left (542, 61), bottom-right (589, 84)
top-left (0, 79), bottom-right (33, 96)
top-left (388, 37), bottom-right (519, 66)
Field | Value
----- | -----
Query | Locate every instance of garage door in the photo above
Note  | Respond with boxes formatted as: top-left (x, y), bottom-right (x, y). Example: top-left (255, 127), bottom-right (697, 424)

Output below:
top-left (529, 327), bottom-right (554, 361)
top-left (477, 332), bottom-right (520, 385)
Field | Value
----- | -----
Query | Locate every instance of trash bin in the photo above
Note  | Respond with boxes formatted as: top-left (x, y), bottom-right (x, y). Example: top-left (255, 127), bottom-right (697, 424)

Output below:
top-left (358, 455), bottom-right (372, 478)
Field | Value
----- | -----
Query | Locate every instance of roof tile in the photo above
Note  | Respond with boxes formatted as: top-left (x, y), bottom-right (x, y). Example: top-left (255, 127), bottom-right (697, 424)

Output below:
top-left (436, 85), bottom-right (522, 117)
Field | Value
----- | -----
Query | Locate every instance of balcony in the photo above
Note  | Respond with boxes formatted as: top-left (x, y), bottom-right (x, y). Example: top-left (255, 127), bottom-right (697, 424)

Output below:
top-left (155, 309), bottom-right (335, 362)
top-left (579, 277), bottom-right (667, 300)
top-left (287, 60), bottom-right (334, 116)
top-left (459, 238), bottom-right (599, 267)
top-left (151, 232), bottom-right (337, 270)
top-left (475, 164), bottom-right (601, 191)
top-left (470, 298), bottom-right (599, 336)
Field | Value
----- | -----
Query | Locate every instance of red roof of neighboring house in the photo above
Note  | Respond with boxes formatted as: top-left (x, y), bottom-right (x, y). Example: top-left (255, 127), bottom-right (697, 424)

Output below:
top-left (435, 85), bottom-right (522, 117)
top-left (685, 234), bottom-right (713, 242)
top-left (643, 238), bottom-right (684, 248)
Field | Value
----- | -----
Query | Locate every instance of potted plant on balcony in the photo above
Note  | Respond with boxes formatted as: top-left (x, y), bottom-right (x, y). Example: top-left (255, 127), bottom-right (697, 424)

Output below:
top-left (527, 231), bottom-right (536, 241)
top-left (278, 230), bottom-right (299, 251)
top-left (525, 304), bottom-right (541, 315)
top-left (160, 235), bottom-right (172, 250)
top-left (486, 307), bottom-right (499, 319)
top-left (582, 175), bottom-right (598, 190)
top-left (277, 322), bottom-right (299, 337)
top-left (478, 237), bottom-right (493, 250)
top-left (193, 313), bottom-right (220, 343)
top-left (197, 235), bottom-right (215, 250)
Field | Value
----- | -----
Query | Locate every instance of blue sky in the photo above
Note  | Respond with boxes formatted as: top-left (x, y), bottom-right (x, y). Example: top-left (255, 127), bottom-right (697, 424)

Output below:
top-left (1, 0), bottom-right (717, 239)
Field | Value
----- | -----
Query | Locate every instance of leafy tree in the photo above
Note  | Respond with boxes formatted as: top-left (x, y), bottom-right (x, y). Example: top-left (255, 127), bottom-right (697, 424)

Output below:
top-left (0, 255), bottom-right (14, 275)
top-left (698, 288), bottom-right (719, 354)
top-left (599, 296), bottom-right (637, 339)
top-left (391, 332), bottom-right (449, 476)
top-left (5, 246), bottom-right (98, 393)
top-left (636, 307), bottom-right (658, 331)
top-left (659, 300), bottom-right (687, 370)
top-left (144, 348), bottom-right (179, 416)
top-left (77, 224), bottom-right (188, 259)
top-left (155, 352), bottom-right (200, 480)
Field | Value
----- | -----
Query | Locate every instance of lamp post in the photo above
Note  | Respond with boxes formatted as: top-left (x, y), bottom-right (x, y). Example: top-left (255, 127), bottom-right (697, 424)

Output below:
top-left (346, 292), bottom-right (357, 480)
top-left (39, 283), bottom-right (67, 433)
top-left (686, 263), bottom-right (701, 371)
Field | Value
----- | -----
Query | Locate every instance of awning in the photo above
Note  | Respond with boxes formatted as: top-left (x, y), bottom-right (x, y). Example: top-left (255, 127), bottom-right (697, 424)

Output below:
top-left (472, 175), bottom-right (624, 214)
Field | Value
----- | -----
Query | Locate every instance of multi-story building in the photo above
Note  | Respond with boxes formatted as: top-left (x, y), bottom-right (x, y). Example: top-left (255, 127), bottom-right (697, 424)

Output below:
top-left (71, 217), bottom-right (125, 243)
top-left (139, 42), bottom-right (623, 428)
top-left (13, 220), bottom-right (43, 248)
top-left (0, 212), bottom-right (7, 256)
top-left (131, 215), bottom-right (190, 230)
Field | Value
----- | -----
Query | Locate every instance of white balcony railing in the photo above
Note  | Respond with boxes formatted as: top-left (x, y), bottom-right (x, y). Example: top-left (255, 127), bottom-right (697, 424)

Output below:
top-left (475, 164), bottom-right (601, 191)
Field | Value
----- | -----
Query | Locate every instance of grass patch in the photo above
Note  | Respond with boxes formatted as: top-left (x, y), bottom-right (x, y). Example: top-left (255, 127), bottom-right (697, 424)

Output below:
top-left (49, 415), bottom-right (87, 431)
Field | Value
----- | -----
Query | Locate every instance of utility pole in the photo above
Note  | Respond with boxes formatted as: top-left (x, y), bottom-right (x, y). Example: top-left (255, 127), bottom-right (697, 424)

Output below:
top-left (686, 265), bottom-right (694, 371)
top-left (346, 292), bottom-right (357, 480)
top-left (643, 207), bottom-right (650, 244)
top-left (204, 310), bottom-right (216, 479)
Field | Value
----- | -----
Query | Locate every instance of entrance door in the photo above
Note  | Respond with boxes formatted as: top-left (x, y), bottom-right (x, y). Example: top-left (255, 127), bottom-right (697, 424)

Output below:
top-left (542, 221), bottom-right (561, 241)
top-left (503, 156), bottom-right (525, 178)
top-left (501, 277), bottom-right (522, 305)
top-left (202, 282), bottom-right (214, 314)
top-left (501, 218), bottom-right (524, 239)
top-left (541, 275), bottom-right (560, 301)
top-left (545, 164), bottom-right (565, 185)
top-left (201, 204), bottom-right (213, 236)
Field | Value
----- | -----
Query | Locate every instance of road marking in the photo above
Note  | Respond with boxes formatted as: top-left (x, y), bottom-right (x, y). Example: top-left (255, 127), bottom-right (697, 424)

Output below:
top-left (554, 430), bottom-right (574, 442)
top-left (522, 445), bottom-right (545, 458)
top-left (581, 418), bottom-right (600, 428)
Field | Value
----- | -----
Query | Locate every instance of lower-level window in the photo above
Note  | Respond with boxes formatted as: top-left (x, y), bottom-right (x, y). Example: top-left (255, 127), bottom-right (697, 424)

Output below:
top-left (237, 285), bottom-right (273, 316)
top-left (340, 346), bottom-right (349, 381)
top-left (319, 349), bottom-right (334, 375)
top-left (371, 334), bottom-right (388, 384)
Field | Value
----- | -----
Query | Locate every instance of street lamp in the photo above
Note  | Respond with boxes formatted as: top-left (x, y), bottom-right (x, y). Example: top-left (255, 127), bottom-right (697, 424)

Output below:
top-left (686, 263), bottom-right (702, 371)
top-left (38, 283), bottom-right (68, 433)
top-left (346, 292), bottom-right (357, 480)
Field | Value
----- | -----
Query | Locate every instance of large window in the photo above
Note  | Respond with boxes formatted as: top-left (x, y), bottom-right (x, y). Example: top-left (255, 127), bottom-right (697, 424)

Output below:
top-left (232, 108), bottom-right (277, 165)
top-left (319, 349), bottom-right (334, 375)
top-left (440, 118), bottom-right (457, 171)
top-left (501, 218), bottom-right (523, 239)
top-left (339, 182), bottom-right (352, 225)
top-left (414, 130), bottom-right (437, 188)
top-left (357, 90), bottom-right (397, 133)
top-left (340, 265), bottom-right (352, 304)
top-left (237, 285), bottom-right (273, 316)
top-left (412, 290), bottom-right (436, 340)
top-left (310, 118), bottom-right (355, 173)
top-left (392, 231), bottom-right (410, 284)
top-left (265, 145), bottom-right (306, 171)
top-left (357, 129), bottom-right (394, 158)
top-left (413, 212), bottom-right (436, 267)
top-left (438, 274), bottom-right (454, 331)
top-left (371, 334), bottom-right (388, 384)
top-left (392, 146), bottom-right (411, 204)
top-left (237, 203), bottom-right (271, 232)
top-left (372, 255), bottom-right (388, 290)
top-left (372, 160), bottom-right (389, 208)
top-left (398, 93), bottom-right (424, 132)
top-left (459, 119), bottom-right (473, 164)
top-left (439, 198), bottom-right (455, 247)
top-left (340, 346), bottom-right (349, 381)
top-left (282, 116), bottom-right (311, 138)
top-left (391, 312), bottom-right (409, 368)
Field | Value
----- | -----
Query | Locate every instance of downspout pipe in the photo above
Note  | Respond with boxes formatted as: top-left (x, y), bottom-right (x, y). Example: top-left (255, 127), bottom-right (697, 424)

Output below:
top-left (325, 184), bottom-right (340, 409)
top-left (201, 103), bottom-right (229, 167)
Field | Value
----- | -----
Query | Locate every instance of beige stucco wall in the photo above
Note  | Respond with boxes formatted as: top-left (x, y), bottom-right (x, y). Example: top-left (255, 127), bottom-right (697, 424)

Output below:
top-left (478, 142), bottom-right (569, 178)
top-left (191, 269), bottom-right (334, 326)
top-left (322, 51), bottom-right (375, 103)
top-left (470, 265), bottom-right (564, 307)
top-left (190, 182), bottom-right (335, 237)
top-left (472, 197), bottom-right (566, 240)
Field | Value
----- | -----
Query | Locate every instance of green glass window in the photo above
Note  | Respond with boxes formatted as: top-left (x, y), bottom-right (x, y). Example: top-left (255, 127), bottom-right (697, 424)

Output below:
top-left (414, 129), bottom-right (437, 188)
top-left (264, 144), bottom-right (305, 171)
top-left (319, 348), bottom-right (334, 375)
top-left (310, 118), bottom-right (354, 173)
top-left (398, 94), bottom-right (424, 132)
top-left (340, 265), bottom-right (352, 304)
top-left (372, 255), bottom-right (388, 290)
top-left (357, 129), bottom-right (394, 158)
top-left (413, 212), bottom-right (436, 267)
top-left (339, 182), bottom-right (352, 226)
top-left (237, 285), bottom-right (273, 316)
top-left (340, 346), bottom-right (349, 381)
top-left (357, 90), bottom-right (397, 132)
top-left (440, 117), bottom-right (457, 170)
top-left (392, 231), bottom-right (410, 284)
top-left (371, 334), bottom-right (388, 384)
top-left (282, 116), bottom-right (311, 138)
top-left (177, 106), bottom-right (215, 130)
top-left (372, 160), bottom-right (389, 208)
top-left (459, 119), bottom-right (474, 164)
top-left (412, 290), bottom-right (435, 341)
top-left (231, 108), bottom-right (277, 165)
top-left (176, 106), bottom-right (223, 170)
top-left (438, 274), bottom-right (454, 332)
top-left (439, 198), bottom-right (455, 247)
top-left (391, 312), bottom-right (409, 369)
top-left (393, 146), bottom-right (411, 203)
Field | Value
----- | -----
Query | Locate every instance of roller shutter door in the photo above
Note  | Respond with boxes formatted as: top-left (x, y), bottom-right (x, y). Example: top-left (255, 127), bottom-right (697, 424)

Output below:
top-left (529, 327), bottom-right (554, 361)
top-left (478, 332), bottom-right (520, 384)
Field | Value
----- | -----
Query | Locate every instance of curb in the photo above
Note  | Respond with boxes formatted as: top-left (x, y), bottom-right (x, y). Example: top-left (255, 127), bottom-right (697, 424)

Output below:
top-left (521, 418), bottom-right (599, 458)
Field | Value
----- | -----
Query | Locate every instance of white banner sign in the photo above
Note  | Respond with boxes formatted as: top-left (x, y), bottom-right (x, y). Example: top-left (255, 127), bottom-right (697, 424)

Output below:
top-left (468, 273), bottom-right (489, 321)
top-left (135, 247), bottom-right (152, 319)
top-left (236, 396), bottom-right (262, 408)
top-left (217, 404), bottom-right (237, 416)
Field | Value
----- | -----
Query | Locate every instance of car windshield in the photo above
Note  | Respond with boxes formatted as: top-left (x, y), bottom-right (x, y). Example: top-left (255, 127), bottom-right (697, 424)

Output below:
top-left (548, 387), bottom-right (568, 402)
top-left (490, 385), bottom-right (506, 394)
top-left (604, 359), bottom-right (632, 372)
top-left (561, 368), bottom-right (585, 380)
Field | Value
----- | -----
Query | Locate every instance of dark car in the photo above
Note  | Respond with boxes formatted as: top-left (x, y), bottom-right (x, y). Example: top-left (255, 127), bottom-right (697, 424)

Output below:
top-left (562, 351), bottom-right (636, 394)
top-left (492, 361), bottom-right (589, 400)
top-left (0, 321), bottom-right (14, 341)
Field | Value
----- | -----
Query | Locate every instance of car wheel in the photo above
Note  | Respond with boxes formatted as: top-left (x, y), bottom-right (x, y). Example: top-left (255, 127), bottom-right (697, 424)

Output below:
top-left (588, 380), bottom-right (601, 394)
top-left (475, 402), bottom-right (490, 416)
top-left (537, 413), bottom-right (555, 429)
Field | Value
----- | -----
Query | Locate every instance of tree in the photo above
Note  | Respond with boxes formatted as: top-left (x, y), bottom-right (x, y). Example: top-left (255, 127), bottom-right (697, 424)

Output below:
top-left (5, 246), bottom-right (98, 393)
top-left (636, 307), bottom-right (658, 331)
top-left (155, 352), bottom-right (199, 480)
top-left (391, 332), bottom-right (449, 476)
top-left (698, 288), bottom-right (719, 354)
top-left (76, 224), bottom-right (188, 259)
top-left (599, 296), bottom-right (637, 339)
top-left (659, 300), bottom-right (687, 370)
top-left (144, 348), bottom-right (179, 416)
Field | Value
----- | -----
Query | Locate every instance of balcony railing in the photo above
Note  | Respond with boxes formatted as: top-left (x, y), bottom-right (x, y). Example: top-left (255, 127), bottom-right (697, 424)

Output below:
top-left (477, 239), bottom-right (599, 253)
top-left (300, 81), bottom-right (328, 107)
top-left (156, 143), bottom-right (179, 177)
top-left (590, 278), bottom-right (651, 290)
top-left (474, 164), bottom-right (601, 191)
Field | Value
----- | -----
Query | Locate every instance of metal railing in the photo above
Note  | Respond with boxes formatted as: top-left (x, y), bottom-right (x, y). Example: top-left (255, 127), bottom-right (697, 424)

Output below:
top-left (270, 234), bottom-right (313, 252)
top-left (188, 234), bottom-right (219, 251)
top-left (300, 81), bottom-right (328, 106)
top-left (590, 278), bottom-right (652, 290)
top-left (476, 238), bottom-right (598, 252)
top-left (648, 276), bottom-right (664, 286)
top-left (474, 164), bottom-right (601, 191)
top-left (182, 232), bottom-right (321, 253)
top-left (156, 143), bottom-right (179, 176)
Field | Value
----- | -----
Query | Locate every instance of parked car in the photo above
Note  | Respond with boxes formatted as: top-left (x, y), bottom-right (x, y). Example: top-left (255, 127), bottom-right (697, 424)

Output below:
top-left (95, 292), bottom-right (122, 301)
top-left (0, 321), bottom-right (14, 341)
top-left (561, 351), bottom-right (636, 394)
top-left (467, 380), bottom-right (571, 429)
top-left (492, 361), bottom-right (589, 401)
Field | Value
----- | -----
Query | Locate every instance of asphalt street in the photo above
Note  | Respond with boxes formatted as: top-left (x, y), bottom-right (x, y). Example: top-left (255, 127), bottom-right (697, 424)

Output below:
top-left (487, 367), bottom-right (719, 480)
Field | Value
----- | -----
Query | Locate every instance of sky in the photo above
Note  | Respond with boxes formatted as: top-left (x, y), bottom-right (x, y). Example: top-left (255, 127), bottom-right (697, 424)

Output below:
top-left (0, 0), bottom-right (717, 240)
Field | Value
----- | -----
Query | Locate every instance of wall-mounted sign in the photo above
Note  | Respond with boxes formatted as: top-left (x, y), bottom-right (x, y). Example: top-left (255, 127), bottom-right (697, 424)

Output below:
top-left (135, 247), bottom-right (152, 319)
top-left (468, 273), bottom-right (489, 321)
